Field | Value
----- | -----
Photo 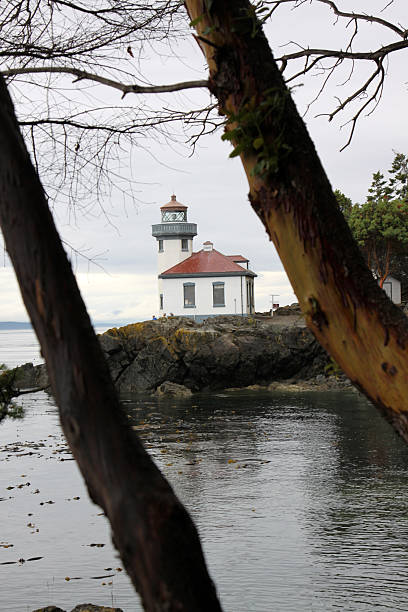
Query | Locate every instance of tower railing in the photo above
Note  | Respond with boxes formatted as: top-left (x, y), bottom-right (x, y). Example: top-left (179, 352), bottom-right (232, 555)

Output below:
top-left (152, 222), bottom-right (197, 237)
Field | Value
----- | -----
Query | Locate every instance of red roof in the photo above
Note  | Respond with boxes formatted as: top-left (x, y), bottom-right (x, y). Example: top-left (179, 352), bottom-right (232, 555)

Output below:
top-left (227, 254), bottom-right (249, 263)
top-left (161, 248), bottom-right (254, 276)
top-left (161, 194), bottom-right (187, 210)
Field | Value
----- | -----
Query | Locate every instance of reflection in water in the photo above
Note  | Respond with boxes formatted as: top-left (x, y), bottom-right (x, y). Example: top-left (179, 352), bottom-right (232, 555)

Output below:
top-left (1, 389), bottom-right (408, 611)
top-left (299, 395), bottom-right (408, 611)
top-left (125, 390), bottom-right (408, 612)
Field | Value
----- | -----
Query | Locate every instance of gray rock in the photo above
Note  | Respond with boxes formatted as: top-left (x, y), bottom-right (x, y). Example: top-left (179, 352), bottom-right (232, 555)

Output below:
top-left (154, 381), bottom-right (193, 398)
top-left (18, 316), bottom-right (342, 397)
top-left (32, 607), bottom-right (66, 612)
top-left (274, 303), bottom-right (301, 316)
top-left (13, 362), bottom-right (48, 390)
top-left (99, 316), bottom-right (332, 393)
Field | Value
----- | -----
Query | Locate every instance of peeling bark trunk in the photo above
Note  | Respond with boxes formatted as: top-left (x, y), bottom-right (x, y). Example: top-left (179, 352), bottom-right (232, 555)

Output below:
top-left (185, 0), bottom-right (408, 440)
top-left (378, 242), bottom-right (392, 288)
top-left (0, 77), bottom-right (222, 611)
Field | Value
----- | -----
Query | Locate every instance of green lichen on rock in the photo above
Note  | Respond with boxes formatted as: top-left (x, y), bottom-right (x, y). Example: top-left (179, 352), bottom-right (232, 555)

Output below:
top-left (99, 315), bottom-right (331, 393)
top-left (11, 315), bottom-right (335, 399)
top-left (0, 364), bottom-right (24, 422)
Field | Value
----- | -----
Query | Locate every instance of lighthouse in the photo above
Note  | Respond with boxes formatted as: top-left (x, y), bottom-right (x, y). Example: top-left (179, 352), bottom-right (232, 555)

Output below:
top-left (152, 194), bottom-right (197, 311)
top-left (152, 194), bottom-right (257, 319)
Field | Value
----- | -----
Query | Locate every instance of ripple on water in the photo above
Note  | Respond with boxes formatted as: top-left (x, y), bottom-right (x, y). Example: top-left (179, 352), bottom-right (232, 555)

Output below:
top-left (1, 389), bottom-right (408, 611)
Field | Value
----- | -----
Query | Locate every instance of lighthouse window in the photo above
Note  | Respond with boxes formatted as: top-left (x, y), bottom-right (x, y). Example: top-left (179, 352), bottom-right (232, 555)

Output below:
top-left (181, 239), bottom-right (188, 251)
top-left (213, 282), bottom-right (225, 307)
top-left (158, 240), bottom-right (164, 252)
top-left (162, 210), bottom-right (186, 222)
top-left (183, 283), bottom-right (195, 308)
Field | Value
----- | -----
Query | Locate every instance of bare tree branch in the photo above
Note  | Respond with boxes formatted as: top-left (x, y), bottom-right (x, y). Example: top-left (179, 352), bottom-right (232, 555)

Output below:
top-left (276, 39), bottom-right (408, 65)
top-left (0, 0), bottom-right (407, 206)
top-left (262, 0), bottom-right (407, 38)
top-left (311, 0), bottom-right (407, 38)
top-left (2, 66), bottom-right (209, 96)
top-left (255, 0), bottom-right (408, 146)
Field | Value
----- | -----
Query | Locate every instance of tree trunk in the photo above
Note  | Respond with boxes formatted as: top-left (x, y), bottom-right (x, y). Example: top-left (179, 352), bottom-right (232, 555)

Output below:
top-left (185, 0), bottom-right (408, 440)
top-left (378, 242), bottom-right (392, 288)
top-left (0, 77), bottom-right (222, 612)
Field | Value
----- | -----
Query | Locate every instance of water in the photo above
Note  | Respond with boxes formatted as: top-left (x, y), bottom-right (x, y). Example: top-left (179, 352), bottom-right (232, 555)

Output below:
top-left (0, 329), bottom-right (43, 369)
top-left (0, 326), bottom-right (109, 369)
top-left (1, 329), bottom-right (408, 611)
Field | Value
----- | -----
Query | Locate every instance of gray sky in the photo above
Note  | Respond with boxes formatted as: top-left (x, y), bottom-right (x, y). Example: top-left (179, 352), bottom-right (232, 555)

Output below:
top-left (1, 1), bottom-right (407, 323)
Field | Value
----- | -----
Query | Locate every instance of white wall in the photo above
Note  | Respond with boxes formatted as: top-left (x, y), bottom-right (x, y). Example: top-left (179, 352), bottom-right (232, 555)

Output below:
top-left (156, 237), bottom-right (193, 274)
top-left (383, 276), bottom-right (401, 304)
top-left (159, 275), bottom-right (254, 316)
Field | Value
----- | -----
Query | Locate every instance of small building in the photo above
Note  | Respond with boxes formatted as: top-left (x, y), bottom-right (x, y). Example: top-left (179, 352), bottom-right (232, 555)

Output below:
top-left (382, 275), bottom-right (401, 304)
top-left (152, 195), bottom-right (256, 319)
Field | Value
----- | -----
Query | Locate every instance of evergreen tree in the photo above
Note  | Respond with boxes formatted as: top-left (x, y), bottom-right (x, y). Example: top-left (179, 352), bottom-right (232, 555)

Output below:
top-left (367, 171), bottom-right (393, 203)
top-left (334, 189), bottom-right (353, 218)
top-left (341, 153), bottom-right (408, 289)
top-left (389, 153), bottom-right (408, 201)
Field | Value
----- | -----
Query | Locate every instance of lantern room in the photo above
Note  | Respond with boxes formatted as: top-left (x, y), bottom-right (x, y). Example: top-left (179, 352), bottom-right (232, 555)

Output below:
top-left (160, 194), bottom-right (188, 222)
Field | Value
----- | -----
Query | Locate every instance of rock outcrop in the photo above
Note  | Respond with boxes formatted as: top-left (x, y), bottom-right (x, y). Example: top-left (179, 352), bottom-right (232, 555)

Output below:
top-left (13, 362), bottom-right (48, 390)
top-left (99, 315), bottom-right (330, 393)
top-left (273, 303), bottom-right (302, 316)
top-left (14, 315), bottom-right (336, 394)
top-left (154, 381), bottom-right (193, 398)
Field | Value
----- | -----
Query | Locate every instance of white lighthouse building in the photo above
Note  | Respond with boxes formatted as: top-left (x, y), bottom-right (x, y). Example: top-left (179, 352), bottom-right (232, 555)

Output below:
top-left (152, 195), bottom-right (256, 320)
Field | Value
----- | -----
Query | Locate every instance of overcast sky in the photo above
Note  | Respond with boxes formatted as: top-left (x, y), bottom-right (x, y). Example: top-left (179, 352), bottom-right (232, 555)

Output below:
top-left (1, 1), bottom-right (407, 323)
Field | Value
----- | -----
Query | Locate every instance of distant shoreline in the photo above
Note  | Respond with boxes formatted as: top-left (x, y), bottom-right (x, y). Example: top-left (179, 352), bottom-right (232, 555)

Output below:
top-left (0, 321), bottom-right (32, 330)
top-left (0, 321), bottom-right (123, 331)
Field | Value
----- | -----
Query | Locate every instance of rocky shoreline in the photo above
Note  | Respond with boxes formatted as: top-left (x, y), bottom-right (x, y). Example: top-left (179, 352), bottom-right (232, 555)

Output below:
top-left (99, 314), bottom-right (328, 393)
top-left (12, 310), bottom-right (354, 397)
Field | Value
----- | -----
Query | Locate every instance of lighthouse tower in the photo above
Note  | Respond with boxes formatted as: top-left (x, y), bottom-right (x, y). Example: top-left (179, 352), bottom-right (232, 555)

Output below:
top-left (152, 194), bottom-right (197, 311)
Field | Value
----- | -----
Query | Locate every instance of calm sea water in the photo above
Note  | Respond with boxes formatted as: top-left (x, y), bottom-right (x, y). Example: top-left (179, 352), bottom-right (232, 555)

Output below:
top-left (1, 329), bottom-right (408, 611)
